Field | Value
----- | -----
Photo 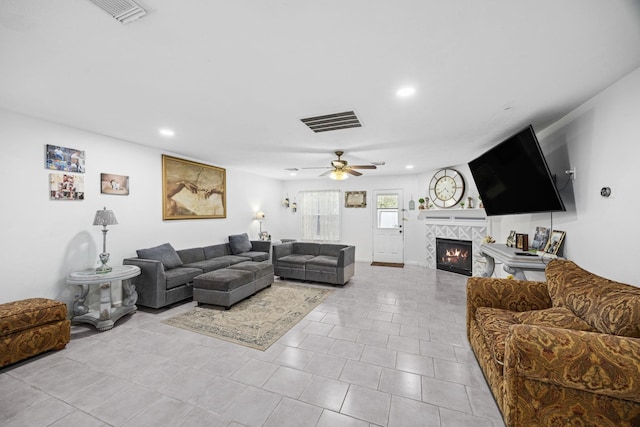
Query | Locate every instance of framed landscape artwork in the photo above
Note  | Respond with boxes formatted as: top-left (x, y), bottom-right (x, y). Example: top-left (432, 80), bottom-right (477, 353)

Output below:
top-left (162, 155), bottom-right (226, 220)
top-left (100, 173), bottom-right (129, 195)
top-left (345, 191), bottom-right (367, 208)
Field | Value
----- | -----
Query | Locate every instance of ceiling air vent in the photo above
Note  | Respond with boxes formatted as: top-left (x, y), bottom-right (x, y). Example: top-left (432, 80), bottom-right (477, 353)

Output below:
top-left (301, 111), bottom-right (362, 133)
top-left (88, 0), bottom-right (147, 24)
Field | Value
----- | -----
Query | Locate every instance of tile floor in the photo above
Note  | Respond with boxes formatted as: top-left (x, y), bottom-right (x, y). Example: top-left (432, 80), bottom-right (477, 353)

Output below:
top-left (0, 262), bottom-right (505, 427)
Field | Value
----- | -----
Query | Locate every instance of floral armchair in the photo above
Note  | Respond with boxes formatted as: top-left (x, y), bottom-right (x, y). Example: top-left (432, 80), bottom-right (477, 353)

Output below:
top-left (467, 259), bottom-right (640, 426)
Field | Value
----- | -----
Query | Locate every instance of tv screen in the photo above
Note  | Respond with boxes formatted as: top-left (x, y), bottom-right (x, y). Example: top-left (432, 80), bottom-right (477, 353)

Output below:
top-left (468, 125), bottom-right (566, 216)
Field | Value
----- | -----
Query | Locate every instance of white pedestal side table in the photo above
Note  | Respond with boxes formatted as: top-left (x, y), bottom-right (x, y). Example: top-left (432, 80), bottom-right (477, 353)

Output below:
top-left (67, 265), bottom-right (141, 331)
top-left (478, 243), bottom-right (549, 280)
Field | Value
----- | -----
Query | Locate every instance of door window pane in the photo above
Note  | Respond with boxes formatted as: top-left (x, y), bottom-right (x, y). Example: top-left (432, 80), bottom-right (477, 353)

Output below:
top-left (378, 210), bottom-right (399, 228)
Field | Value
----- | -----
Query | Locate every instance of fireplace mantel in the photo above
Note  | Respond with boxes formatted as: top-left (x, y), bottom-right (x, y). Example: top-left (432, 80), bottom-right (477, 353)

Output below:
top-left (419, 208), bottom-right (487, 225)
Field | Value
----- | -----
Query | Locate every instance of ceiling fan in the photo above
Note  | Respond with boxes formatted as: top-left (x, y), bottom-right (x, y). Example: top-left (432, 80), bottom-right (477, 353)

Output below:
top-left (304, 151), bottom-right (377, 180)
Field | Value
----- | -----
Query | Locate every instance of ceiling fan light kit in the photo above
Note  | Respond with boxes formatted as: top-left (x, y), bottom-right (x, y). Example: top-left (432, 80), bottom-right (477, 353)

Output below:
top-left (305, 151), bottom-right (377, 179)
top-left (330, 170), bottom-right (348, 180)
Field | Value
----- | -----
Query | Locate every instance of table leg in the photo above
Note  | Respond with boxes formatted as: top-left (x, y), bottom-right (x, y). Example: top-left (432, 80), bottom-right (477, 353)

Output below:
top-left (480, 253), bottom-right (495, 278)
top-left (99, 283), bottom-right (111, 321)
top-left (122, 278), bottom-right (138, 307)
top-left (73, 284), bottom-right (90, 316)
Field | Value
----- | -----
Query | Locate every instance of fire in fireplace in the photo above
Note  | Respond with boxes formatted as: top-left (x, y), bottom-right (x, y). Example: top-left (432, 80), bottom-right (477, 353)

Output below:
top-left (436, 238), bottom-right (472, 276)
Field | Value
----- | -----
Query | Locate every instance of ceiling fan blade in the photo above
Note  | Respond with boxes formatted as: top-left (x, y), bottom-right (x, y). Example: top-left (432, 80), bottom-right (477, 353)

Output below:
top-left (319, 169), bottom-right (333, 177)
top-left (345, 169), bottom-right (362, 176)
top-left (301, 166), bottom-right (331, 170)
top-left (350, 165), bottom-right (377, 170)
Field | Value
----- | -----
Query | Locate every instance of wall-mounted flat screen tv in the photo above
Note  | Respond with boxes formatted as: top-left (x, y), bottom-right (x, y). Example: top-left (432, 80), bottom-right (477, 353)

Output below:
top-left (468, 125), bottom-right (566, 216)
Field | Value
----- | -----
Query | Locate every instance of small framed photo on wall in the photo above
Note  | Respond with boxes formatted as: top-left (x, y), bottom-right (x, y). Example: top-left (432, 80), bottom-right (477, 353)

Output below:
top-left (45, 145), bottom-right (85, 173)
top-left (50, 173), bottom-right (84, 200)
top-left (345, 191), bottom-right (367, 208)
top-left (101, 173), bottom-right (130, 195)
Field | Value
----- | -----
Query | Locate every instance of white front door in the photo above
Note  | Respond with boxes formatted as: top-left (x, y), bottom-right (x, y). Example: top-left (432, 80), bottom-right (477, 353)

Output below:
top-left (372, 190), bottom-right (404, 263)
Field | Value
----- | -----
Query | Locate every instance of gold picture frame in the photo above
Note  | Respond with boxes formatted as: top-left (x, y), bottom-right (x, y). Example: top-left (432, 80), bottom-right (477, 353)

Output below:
top-left (162, 155), bottom-right (226, 220)
top-left (544, 230), bottom-right (566, 255)
top-left (345, 191), bottom-right (367, 208)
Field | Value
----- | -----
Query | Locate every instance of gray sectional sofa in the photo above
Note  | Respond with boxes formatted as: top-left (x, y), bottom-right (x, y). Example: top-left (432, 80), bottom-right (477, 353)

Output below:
top-left (123, 234), bottom-right (271, 309)
top-left (272, 242), bottom-right (355, 285)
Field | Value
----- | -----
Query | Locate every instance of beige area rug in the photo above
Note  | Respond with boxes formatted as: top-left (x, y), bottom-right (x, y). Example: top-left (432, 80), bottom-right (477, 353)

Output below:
top-left (163, 282), bottom-right (332, 351)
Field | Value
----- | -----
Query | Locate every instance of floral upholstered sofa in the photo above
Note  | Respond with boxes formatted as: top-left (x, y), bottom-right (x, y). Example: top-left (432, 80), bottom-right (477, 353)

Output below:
top-left (467, 259), bottom-right (640, 427)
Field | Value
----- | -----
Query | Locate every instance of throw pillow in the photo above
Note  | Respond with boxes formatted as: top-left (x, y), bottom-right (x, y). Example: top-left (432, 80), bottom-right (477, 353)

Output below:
top-left (229, 233), bottom-right (252, 254)
top-left (137, 243), bottom-right (183, 270)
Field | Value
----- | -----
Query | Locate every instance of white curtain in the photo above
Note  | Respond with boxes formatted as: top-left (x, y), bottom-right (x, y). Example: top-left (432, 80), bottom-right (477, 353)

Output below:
top-left (299, 190), bottom-right (341, 241)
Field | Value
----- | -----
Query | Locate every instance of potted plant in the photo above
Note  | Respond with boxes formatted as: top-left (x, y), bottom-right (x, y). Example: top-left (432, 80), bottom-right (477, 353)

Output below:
top-left (418, 198), bottom-right (425, 209)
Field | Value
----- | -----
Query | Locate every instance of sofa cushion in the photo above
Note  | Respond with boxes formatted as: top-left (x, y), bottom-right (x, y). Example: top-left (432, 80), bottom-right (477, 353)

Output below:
top-left (237, 251), bottom-right (269, 262)
top-left (293, 242), bottom-right (320, 256)
top-left (137, 243), bottom-right (183, 270)
top-left (278, 254), bottom-right (315, 268)
top-left (475, 306), bottom-right (597, 366)
top-left (183, 257), bottom-right (231, 273)
top-left (177, 247), bottom-right (205, 264)
top-left (204, 243), bottom-right (231, 259)
top-left (229, 233), bottom-right (252, 255)
top-left (306, 255), bottom-right (338, 272)
top-left (319, 244), bottom-right (346, 257)
top-left (546, 259), bottom-right (640, 337)
top-left (164, 267), bottom-right (202, 290)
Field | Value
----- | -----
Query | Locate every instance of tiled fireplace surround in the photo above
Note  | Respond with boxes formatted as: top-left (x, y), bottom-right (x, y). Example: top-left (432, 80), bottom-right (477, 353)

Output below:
top-left (422, 210), bottom-right (488, 277)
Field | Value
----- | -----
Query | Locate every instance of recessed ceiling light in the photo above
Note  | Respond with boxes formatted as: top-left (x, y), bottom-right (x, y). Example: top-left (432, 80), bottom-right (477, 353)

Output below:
top-left (159, 128), bottom-right (175, 137)
top-left (396, 87), bottom-right (416, 97)
top-left (289, 172), bottom-right (297, 176)
top-left (406, 165), bottom-right (414, 169)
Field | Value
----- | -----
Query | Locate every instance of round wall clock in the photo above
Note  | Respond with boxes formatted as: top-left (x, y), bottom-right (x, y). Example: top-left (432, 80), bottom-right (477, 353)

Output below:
top-left (428, 168), bottom-right (466, 208)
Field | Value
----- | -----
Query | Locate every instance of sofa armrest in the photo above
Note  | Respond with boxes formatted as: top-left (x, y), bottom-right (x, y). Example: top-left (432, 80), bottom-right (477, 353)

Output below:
top-left (466, 277), bottom-right (552, 339)
top-left (505, 324), bottom-right (640, 403)
top-left (250, 240), bottom-right (271, 254)
top-left (338, 246), bottom-right (355, 267)
top-left (272, 242), bottom-right (293, 264)
top-left (123, 257), bottom-right (167, 308)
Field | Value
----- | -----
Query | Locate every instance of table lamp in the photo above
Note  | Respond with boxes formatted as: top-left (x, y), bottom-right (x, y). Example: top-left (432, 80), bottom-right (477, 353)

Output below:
top-left (93, 207), bottom-right (118, 273)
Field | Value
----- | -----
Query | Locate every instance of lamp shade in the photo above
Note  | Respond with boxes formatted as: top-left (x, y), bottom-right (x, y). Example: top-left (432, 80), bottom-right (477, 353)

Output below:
top-left (93, 207), bottom-right (118, 226)
top-left (255, 211), bottom-right (265, 220)
top-left (330, 170), bottom-right (348, 180)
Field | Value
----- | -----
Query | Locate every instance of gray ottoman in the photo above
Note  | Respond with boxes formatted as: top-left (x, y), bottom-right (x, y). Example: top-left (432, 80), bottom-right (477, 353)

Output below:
top-left (193, 268), bottom-right (254, 309)
top-left (192, 262), bottom-right (275, 309)
top-left (228, 261), bottom-right (274, 293)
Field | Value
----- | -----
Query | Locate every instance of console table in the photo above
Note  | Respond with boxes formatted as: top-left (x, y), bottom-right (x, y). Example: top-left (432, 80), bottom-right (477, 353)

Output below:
top-left (478, 243), bottom-right (552, 280)
top-left (67, 265), bottom-right (141, 331)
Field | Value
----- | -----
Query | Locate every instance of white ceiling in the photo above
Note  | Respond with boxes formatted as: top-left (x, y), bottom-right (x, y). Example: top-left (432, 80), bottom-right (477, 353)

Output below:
top-left (1, 0), bottom-right (640, 180)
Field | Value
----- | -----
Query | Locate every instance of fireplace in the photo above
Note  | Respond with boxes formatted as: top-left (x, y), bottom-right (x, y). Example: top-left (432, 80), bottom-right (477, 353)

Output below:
top-left (436, 238), bottom-right (472, 276)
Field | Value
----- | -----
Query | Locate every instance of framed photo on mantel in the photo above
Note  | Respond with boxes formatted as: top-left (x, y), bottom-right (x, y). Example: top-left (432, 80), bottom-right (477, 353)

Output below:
top-left (531, 226), bottom-right (550, 251)
top-left (544, 230), bottom-right (566, 255)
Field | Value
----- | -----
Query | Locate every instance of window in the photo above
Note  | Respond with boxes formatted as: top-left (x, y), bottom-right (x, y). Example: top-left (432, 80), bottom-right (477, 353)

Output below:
top-left (299, 190), bottom-right (341, 241)
top-left (376, 194), bottom-right (399, 229)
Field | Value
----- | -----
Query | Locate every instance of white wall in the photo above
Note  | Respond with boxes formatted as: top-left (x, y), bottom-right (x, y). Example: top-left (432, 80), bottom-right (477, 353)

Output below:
top-left (0, 109), bottom-right (283, 305)
top-left (492, 67), bottom-right (640, 286)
